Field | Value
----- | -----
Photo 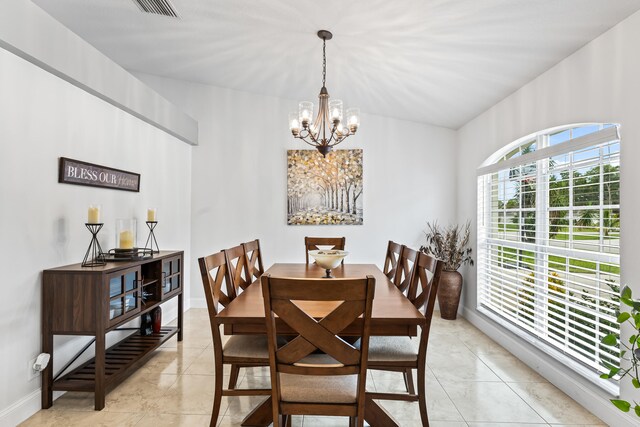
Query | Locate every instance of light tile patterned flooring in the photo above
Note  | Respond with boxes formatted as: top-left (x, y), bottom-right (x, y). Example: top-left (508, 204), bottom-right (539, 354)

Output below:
top-left (21, 309), bottom-right (606, 426)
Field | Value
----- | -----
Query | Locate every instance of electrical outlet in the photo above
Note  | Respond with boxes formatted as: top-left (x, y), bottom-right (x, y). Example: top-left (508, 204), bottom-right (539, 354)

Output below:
top-left (27, 357), bottom-right (38, 381)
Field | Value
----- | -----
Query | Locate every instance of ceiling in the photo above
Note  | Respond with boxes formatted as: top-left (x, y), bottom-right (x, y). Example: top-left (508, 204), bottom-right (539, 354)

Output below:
top-left (32, 0), bottom-right (640, 129)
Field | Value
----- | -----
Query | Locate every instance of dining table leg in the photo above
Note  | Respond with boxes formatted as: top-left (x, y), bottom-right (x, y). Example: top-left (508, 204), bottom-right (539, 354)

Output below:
top-left (239, 395), bottom-right (400, 427)
top-left (364, 395), bottom-right (400, 427)
top-left (241, 396), bottom-right (273, 427)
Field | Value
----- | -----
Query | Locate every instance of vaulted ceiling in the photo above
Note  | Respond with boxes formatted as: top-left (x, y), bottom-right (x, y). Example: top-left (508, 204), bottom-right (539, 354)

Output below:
top-left (33, 0), bottom-right (640, 129)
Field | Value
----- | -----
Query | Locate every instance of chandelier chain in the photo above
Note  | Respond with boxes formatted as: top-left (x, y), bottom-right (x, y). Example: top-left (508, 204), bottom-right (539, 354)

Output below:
top-left (322, 37), bottom-right (326, 87)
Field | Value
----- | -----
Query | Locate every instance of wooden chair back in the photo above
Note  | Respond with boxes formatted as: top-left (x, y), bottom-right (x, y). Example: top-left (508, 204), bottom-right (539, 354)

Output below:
top-left (394, 245), bottom-right (419, 295)
top-left (304, 236), bottom-right (346, 264)
top-left (243, 239), bottom-right (264, 283)
top-left (224, 244), bottom-right (251, 296)
top-left (408, 252), bottom-right (444, 337)
top-left (262, 274), bottom-right (375, 424)
top-left (383, 240), bottom-right (403, 281)
top-left (198, 251), bottom-right (232, 349)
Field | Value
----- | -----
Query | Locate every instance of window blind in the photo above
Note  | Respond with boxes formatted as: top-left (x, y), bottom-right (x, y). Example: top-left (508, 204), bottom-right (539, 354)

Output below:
top-left (477, 125), bottom-right (620, 384)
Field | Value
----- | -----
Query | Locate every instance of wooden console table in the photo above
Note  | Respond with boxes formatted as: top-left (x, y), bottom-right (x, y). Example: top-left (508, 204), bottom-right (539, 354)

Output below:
top-left (41, 250), bottom-right (184, 410)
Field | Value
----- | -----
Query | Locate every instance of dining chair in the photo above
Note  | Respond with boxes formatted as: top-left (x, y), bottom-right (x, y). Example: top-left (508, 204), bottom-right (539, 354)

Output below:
top-left (222, 244), bottom-right (259, 389)
top-left (242, 239), bottom-right (264, 283)
top-left (304, 236), bottom-right (346, 264)
top-left (383, 240), bottom-right (403, 282)
top-left (224, 244), bottom-right (252, 295)
top-left (366, 251), bottom-right (443, 427)
top-left (262, 274), bottom-right (375, 427)
top-left (394, 245), bottom-right (419, 296)
top-left (198, 251), bottom-right (272, 427)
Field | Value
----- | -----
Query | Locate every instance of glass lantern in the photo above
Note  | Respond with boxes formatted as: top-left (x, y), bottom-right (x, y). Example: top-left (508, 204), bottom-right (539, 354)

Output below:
top-left (346, 108), bottom-right (360, 133)
top-left (289, 112), bottom-right (300, 136)
top-left (328, 99), bottom-right (343, 123)
top-left (298, 101), bottom-right (314, 127)
top-left (116, 219), bottom-right (137, 250)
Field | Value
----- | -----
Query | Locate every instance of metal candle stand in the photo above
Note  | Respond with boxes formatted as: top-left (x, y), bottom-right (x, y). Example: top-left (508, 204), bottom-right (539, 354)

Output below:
top-left (82, 223), bottom-right (106, 267)
top-left (144, 221), bottom-right (160, 253)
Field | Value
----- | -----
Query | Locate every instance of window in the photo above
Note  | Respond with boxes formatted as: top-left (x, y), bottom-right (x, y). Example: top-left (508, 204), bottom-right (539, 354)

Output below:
top-left (477, 124), bottom-right (620, 390)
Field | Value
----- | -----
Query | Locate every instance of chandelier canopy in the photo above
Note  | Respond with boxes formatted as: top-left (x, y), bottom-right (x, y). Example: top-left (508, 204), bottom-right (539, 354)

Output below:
top-left (289, 30), bottom-right (360, 157)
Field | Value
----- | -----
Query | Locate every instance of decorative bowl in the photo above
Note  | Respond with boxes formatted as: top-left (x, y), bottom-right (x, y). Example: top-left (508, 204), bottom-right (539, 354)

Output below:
top-left (308, 250), bottom-right (349, 278)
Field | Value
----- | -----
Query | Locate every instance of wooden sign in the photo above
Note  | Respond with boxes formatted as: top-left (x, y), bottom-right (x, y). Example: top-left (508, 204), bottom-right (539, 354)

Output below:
top-left (58, 157), bottom-right (140, 192)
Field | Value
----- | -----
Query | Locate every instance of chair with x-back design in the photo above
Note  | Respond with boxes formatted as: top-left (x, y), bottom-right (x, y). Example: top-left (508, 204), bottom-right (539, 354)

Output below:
top-left (383, 240), bottom-right (403, 282)
top-left (262, 274), bottom-right (375, 427)
top-left (222, 244), bottom-right (259, 388)
top-left (224, 244), bottom-right (252, 295)
top-left (242, 239), bottom-right (264, 284)
top-left (366, 251), bottom-right (443, 427)
top-left (198, 251), bottom-right (272, 427)
top-left (394, 245), bottom-right (419, 296)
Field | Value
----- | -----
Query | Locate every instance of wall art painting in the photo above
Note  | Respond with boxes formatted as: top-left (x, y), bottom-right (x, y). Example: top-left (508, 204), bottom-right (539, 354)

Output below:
top-left (287, 149), bottom-right (363, 225)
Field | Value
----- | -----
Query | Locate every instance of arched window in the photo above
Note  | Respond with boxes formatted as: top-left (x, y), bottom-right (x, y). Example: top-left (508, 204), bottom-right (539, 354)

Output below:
top-left (477, 123), bottom-right (620, 390)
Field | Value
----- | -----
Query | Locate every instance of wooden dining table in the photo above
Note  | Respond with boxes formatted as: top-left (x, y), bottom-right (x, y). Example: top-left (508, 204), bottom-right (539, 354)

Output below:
top-left (215, 263), bottom-right (426, 427)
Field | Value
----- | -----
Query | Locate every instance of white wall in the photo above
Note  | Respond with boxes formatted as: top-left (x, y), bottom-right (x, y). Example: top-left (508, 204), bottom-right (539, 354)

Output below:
top-left (456, 9), bottom-right (640, 427)
top-left (136, 73), bottom-right (458, 306)
top-left (0, 0), bottom-right (198, 145)
top-left (0, 48), bottom-right (191, 425)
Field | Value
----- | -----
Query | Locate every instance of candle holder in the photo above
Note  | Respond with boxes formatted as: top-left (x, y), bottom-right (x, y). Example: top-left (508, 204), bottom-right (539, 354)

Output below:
top-left (144, 221), bottom-right (160, 254)
top-left (82, 223), bottom-right (106, 267)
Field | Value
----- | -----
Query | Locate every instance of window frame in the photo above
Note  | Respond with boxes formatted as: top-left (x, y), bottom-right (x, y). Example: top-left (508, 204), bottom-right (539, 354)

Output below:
top-left (476, 123), bottom-right (620, 395)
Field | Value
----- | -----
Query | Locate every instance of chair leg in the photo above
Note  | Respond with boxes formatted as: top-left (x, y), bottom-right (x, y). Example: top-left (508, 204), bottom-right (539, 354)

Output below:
top-left (228, 364), bottom-right (241, 389)
top-left (210, 370), bottom-right (223, 427)
top-left (417, 363), bottom-right (429, 427)
top-left (404, 368), bottom-right (416, 395)
top-left (274, 414), bottom-right (288, 427)
top-left (349, 416), bottom-right (355, 427)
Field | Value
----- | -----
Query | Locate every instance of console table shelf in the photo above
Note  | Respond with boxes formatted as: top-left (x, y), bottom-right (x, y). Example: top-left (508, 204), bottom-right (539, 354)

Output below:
top-left (42, 250), bottom-right (184, 410)
top-left (53, 327), bottom-right (177, 392)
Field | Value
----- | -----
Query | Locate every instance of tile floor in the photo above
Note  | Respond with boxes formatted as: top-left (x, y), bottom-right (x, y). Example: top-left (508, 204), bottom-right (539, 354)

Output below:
top-left (21, 309), bottom-right (606, 426)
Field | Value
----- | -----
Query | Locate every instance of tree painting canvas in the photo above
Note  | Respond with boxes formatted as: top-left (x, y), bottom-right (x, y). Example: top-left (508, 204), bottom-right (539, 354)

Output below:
top-left (287, 149), bottom-right (363, 225)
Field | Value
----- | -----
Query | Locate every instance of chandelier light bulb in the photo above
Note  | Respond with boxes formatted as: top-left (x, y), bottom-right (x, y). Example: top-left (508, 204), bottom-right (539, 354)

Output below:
top-left (329, 99), bottom-right (343, 123)
top-left (299, 101), bottom-right (313, 127)
top-left (289, 112), bottom-right (300, 136)
top-left (347, 108), bottom-right (360, 132)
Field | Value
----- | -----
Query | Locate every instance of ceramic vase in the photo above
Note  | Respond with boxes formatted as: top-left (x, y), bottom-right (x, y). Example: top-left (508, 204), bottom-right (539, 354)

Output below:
top-left (438, 270), bottom-right (463, 320)
top-left (152, 306), bottom-right (162, 333)
top-left (139, 312), bottom-right (153, 336)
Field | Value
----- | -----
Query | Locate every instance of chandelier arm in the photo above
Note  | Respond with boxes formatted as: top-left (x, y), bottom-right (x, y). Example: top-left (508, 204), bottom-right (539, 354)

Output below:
top-left (299, 127), bottom-right (319, 145)
top-left (328, 134), bottom-right (350, 147)
top-left (325, 123), bottom-right (338, 145)
top-left (297, 135), bottom-right (321, 147)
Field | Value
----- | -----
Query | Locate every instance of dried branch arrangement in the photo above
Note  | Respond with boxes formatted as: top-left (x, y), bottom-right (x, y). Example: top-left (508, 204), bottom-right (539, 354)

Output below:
top-left (420, 221), bottom-right (474, 271)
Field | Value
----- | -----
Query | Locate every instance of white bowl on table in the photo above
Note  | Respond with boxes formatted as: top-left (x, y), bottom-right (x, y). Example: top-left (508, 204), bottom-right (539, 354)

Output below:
top-left (308, 250), bottom-right (349, 278)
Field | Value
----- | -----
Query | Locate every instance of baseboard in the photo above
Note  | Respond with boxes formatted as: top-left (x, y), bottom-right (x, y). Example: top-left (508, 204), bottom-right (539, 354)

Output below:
top-left (463, 307), bottom-right (637, 427)
top-left (189, 297), bottom-right (207, 309)
top-left (0, 297), bottom-right (189, 426)
top-left (0, 389), bottom-right (64, 427)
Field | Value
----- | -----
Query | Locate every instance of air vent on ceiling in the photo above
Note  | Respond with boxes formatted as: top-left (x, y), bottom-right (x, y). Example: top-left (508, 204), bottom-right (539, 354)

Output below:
top-left (132, 0), bottom-right (180, 18)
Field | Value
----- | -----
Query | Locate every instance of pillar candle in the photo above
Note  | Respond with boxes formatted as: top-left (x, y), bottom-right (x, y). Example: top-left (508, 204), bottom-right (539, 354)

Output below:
top-left (147, 208), bottom-right (157, 222)
top-left (119, 230), bottom-right (134, 249)
top-left (87, 205), bottom-right (100, 224)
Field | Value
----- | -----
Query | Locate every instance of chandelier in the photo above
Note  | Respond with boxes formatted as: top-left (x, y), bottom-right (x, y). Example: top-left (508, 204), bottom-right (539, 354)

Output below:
top-left (289, 30), bottom-right (360, 157)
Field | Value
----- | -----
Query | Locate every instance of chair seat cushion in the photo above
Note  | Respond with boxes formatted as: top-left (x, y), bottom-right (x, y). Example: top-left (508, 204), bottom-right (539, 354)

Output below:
top-left (280, 353), bottom-right (357, 403)
top-left (280, 373), bottom-right (357, 403)
top-left (222, 335), bottom-right (270, 359)
top-left (367, 336), bottom-right (419, 362)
